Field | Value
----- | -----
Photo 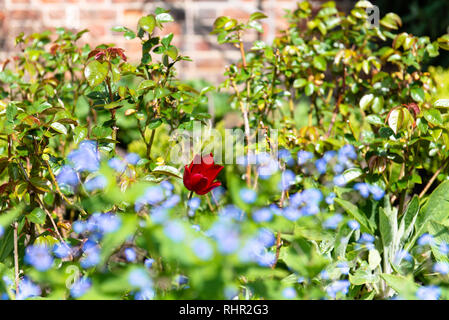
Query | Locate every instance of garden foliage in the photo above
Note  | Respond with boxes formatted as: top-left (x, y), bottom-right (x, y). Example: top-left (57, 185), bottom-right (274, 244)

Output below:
top-left (1, 1), bottom-right (449, 300)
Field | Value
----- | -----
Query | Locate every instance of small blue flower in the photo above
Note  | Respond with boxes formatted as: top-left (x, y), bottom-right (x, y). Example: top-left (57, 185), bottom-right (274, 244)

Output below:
top-left (315, 158), bottom-right (327, 174)
top-left (70, 277), bottom-right (91, 298)
top-left (135, 287), bottom-right (155, 300)
top-left (84, 175), bottom-right (107, 192)
top-left (416, 286), bottom-right (440, 300)
top-left (279, 170), bottom-right (296, 191)
top-left (326, 280), bottom-right (350, 298)
top-left (176, 275), bottom-right (189, 286)
top-left (338, 145), bottom-right (357, 163)
top-left (418, 233), bottom-right (434, 246)
top-left (125, 248), bottom-right (137, 262)
top-left (302, 188), bottom-right (323, 205)
top-left (348, 220), bottom-right (360, 230)
top-left (368, 184), bottom-right (385, 200)
top-left (96, 213), bottom-right (121, 233)
top-left (360, 233), bottom-right (375, 243)
top-left (337, 262), bottom-right (350, 275)
top-left (16, 278), bottom-right (41, 300)
top-left (434, 262), bottom-right (449, 275)
top-left (207, 219), bottom-right (240, 254)
top-left (323, 214), bottom-right (343, 229)
top-left (252, 208), bottom-right (273, 223)
top-left (150, 207), bottom-right (169, 224)
top-left (53, 243), bottom-right (72, 259)
top-left (320, 270), bottom-right (330, 280)
top-left (440, 242), bottom-right (449, 255)
top-left (56, 165), bottom-right (79, 187)
top-left (257, 228), bottom-right (276, 247)
top-left (325, 192), bottom-right (336, 205)
top-left (135, 186), bottom-right (166, 211)
top-left (188, 197), bottom-right (201, 211)
top-left (354, 183), bottom-right (370, 198)
top-left (24, 245), bottom-right (53, 271)
top-left (282, 207), bottom-right (302, 221)
top-left (323, 150), bottom-right (337, 162)
top-left (278, 149), bottom-right (294, 166)
top-left (191, 238), bottom-right (213, 261)
top-left (162, 194), bottom-right (180, 208)
top-left (256, 251), bottom-right (275, 267)
top-left (333, 163), bottom-right (345, 174)
top-left (164, 221), bottom-right (185, 243)
top-left (125, 153), bottom-right (140, 165)
top-left (282, 287), bottom-right (297, 299)
top-left (394, 250), bottom-right (412, 264)
top-left (68, 140), bottom-right (100, 172)
top-left (0, 225), bottom-right (4, 238)
top-left (108, 157), bottom-right (126, 173)
top-left (129, 269), bottom-right (152, 288)
top-left (297, 150), bottom-right (313, 165)
top-left (239, 188), bottom-right (257, 204)
top-left (144, 258), bottom-right (155, 269)
top-left (80, 245), bottom-right (100, 268)
top-left (333, 174), bottom-right (346, 187)
top-left (219, 205), bottom-right (245, 221)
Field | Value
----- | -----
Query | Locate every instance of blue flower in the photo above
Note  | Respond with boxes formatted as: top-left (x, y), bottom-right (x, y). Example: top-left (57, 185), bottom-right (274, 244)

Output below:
top-left (252, 208), bottom-right (273, 223)
top-left (325, 192), bottom-right (336, 205)
top-left (150, 207), bottom-right (169, 224)
top-left (326, 280), bottom-right (350, 298)
top-left (338, 144), bottom-right (357, 163)
top-left (56, 165), bottom-right (79, 187)
top-left (278, 149), bottom-right (294, 166)
top-left (347, 220), bottom-right (360, 230)
top-left (278, 170), bottom-right (296, 191)
top-left (416, 286), bottom-right (440, 300)
top-left (129, 269), bottom-right (152, 288)
top-left (394, 250), bottom-right (412, 264)
top-left (333, 163), bottom-right (345, 174)
top-left (16, 278), bottom-right (41, 300)
top-left (164, 221), bottom-right (185, 243)
top-left (417, 233), bottom-right (434, 246)
top-left (96, 213), bottom-right (121, 233)
top-left (257, 228), bottom-right (276, 247)
top-left (256, 153), bottom-right (278, 179)
top-left (368, 184), bottom-right (385, 200)
top-left (53, 243), bottom-right (72, 259)
top-left (108, 157), bottom-right (126, 173)
top-left (135, 287), bottom-right (155, 300)
top-left (282, 207), bottom-right (302, 221)
top-left (354, 183), bottom-right (370, 198)
top-left (125, 248), bottom-right (137, 262)
top-left (302, 188), bottom-right (323, 205)
top-left (188, 197), bottom-right (201, 210)
top-left (80, 245), bottom-right (100, 268)
top-left (73, 220), bottom-right (87, 234)
top-left (24, 245), bottom-right (53, 271)
top-left (144, 258), bottom-right (155, 269)
top-left (162, 194), bottom-right (180, 208)
top-left (160, 180), bottom-right (174, 193)
top-left (135, 186), bottom-right (166, 211)
top-left (224, 286), bottom-right (239, 300)
top-left (70, 277), bottom-right (91, 298)
top-left (360, 233), bottom-right (375, 243)
top-left (125, 153), bottom-right (140, 165)
top-left (84, 175), bottom-right (107, 192)
top-left (434, 262), bottom-right (449, 275)
top-left (207, 219), bottom-right (240, 254)
top-left (337, 262), bottom-right (350, 275)
top-left (191, 238), bottom-right (213, 261)
top-left (0, 225), bottom-right (4, 238)
top-left (68, 140), bottom-right (100, 172)
top-left (323, 214), bottom-right (343, 229)
top-left (219, 205), bottom-right (245, 221)
top-left (333, 174), bottom-right (346, 187)
top-left (239, 188), bottom-right (257, 204)
top-left (256, 251), bottom-right (275, 267)
top-left (315, 158), bottom-right (327, 174)
top-left (282, 287), bottom-right (297, 299)
top-left (440, 242), bottom-right (449, 255)
top-left (176, 275), bottom-right (189, 286)
top-left (323, 150), bottom-right (337, 162)
top-left (297, 150), bottom-right (313, 165)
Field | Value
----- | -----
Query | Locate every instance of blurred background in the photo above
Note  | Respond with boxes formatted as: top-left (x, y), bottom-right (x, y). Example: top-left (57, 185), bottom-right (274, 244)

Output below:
top-left (0, 0), bottom-right (448, 84)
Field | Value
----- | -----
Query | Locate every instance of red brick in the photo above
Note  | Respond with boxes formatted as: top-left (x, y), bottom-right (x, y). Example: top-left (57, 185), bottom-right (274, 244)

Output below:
top-left (81, 10), bottom-right (116, 20)
top-left (222, 8), bottom-right (251, 20)
top-left (9, 10), bottom-right (41, 20)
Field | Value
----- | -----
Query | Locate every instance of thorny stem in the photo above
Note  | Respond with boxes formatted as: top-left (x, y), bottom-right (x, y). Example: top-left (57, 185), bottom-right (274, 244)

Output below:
top-left (326, 66), bottom-right (346, 138)
top-left (271, 231), bottom-right (282, 269)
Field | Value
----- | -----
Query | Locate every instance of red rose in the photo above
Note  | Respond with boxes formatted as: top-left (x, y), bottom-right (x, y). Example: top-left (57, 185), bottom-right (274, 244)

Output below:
top-left (183, 153), bottom-right (223, 195)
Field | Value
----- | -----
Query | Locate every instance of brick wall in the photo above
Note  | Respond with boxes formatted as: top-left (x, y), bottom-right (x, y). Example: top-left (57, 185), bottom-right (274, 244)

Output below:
top-left (0, 0), bottom-right (352, 84)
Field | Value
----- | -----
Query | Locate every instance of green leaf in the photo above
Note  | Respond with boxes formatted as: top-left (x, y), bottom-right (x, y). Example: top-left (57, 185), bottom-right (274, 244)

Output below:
top-left (27, 207), bottom-right (47, 225)
top-left (398, 195), bottom-right (419, 245)
top-left (423, 109), bottom-right (443, 126)
top-left (313, 56), bottom-right (327, 71)
top-left (156, 12), bottom-right (174, 23)
top-left (0, 203), bottom-right (24, 228)
top-left (434, 99), bottom-right (449, 108)
top-left (366, 114), bottom-right (383, 126)
top-left (249, 12), bottom-right (267, 21)
top-left (50, 122), bottom-right (67, 135)
top-left (359, 94), bottom-right (374, 110)
top-left (138, 15), bottom-right (156, 34)
top-left (380, 13), bottom-right (402, 30)
top-left (84, 60), bottom-right (108, 87)
top-left (334, 198), bottom-right (373, 233)
top-left (388, 108), bottom-right (403, 134)
top-left (293, 78), bottom-right (307, 88)
top-left (341, 167), bottom-right (363, 184)
top-left (411, 87), bottom-right (425, 103)
top-left (152, 165), bottom-right (182, 179)
top-left (380, 274), bottom-right (418, 299)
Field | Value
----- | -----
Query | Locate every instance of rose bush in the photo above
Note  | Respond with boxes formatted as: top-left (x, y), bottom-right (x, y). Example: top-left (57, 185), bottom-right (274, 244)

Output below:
top-left (1, 1), bottom-right (449, 300)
